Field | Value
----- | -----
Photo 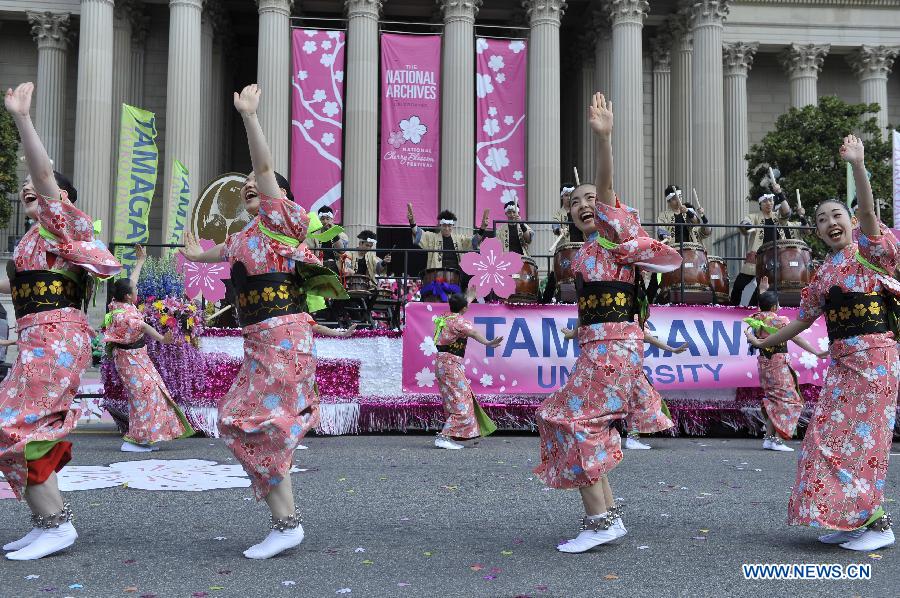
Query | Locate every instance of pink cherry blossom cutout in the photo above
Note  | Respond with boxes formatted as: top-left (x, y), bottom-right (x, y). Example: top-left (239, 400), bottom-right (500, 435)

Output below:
top-left (460, 236), bottom-right (522, 299)
top-left (176, 239), bottom-right (230, 302)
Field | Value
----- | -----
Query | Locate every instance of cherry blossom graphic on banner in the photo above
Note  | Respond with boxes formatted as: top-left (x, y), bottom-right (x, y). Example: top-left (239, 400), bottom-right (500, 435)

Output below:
top-left (379, 33), bottom-right (442, 226)
top-left (475, 38), bottom-right (527, 225)
top-left (290, 29), bottom-right (346, 220)
top-left (461, 237), bottom-right (523, 299)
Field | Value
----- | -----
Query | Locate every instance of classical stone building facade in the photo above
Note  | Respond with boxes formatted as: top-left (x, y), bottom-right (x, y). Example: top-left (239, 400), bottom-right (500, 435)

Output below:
top-left (0, 0), bottom-right (899, 256)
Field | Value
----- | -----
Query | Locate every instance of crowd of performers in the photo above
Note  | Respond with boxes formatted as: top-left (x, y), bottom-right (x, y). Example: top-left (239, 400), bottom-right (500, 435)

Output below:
top-left (0, 80), bottom-right (897, 564)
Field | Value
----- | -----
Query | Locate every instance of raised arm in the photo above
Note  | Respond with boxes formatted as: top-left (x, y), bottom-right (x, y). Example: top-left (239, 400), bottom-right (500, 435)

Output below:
top-left (643, 330), bottom-right (688, 353)
top-left (234, 84), bottom-right (280, 200)
top-left (791, 335), bottom-right (827, 359)
top-left (407, 203), bottom-right (423, 245)
top-left (5, 83), bottom-right (58, 201)
top-left (180, 232), bottom-right (226, 264)
top-left (130, 244), bottom-right (146, 290)
top-left (590, 93), bottom-right (615, 206)
top-left (141, 322), bottom-right (173, 345)
top-left (468, 329), bottom-right (504, 348)
top-left (840, 134), bottom-right (879, 237)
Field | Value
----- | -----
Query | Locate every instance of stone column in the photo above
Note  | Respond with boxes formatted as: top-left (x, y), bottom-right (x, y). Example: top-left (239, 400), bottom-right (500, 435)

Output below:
top-left (525, 0), bottom-right (565, 260)
top-left (779, 43), bottom-right (829, 109)
top-left (439, 0), bottom-right (481, 225)
top-left (723, 41), bottom-right (757, 225)
top-left (129, 8), bottom-right (149, 107)
top-left (73, 0), bottom-right (115, 236)
top-left (593, 12), bottom-right (612, 96)
top-left (343, 0), bottom-right (382, 236)
top-left (669, 12), bottom-right (692, 201)
top-left (608, 0), bottom-right (648, 210)
top-left (848, 45), bottom-right (899, 138)
top-left (27, 11), bottom-right (71, 170)
top-left (689, 0), bottom-right (728, 242)
top-left (111, 1), bottom-right (133, 209)
top-left (199, 1), bottom-right (219, 186)
top-left (163, 0), bottom-right (203, 239)
top-left (651, 35), bottom-right (671, 216)
top-left (256, 0), bottom-right (292, 175)
top-left (577, 31), bottom-right (596, 184)
top-left (211, 32), bottom-right (227, 175)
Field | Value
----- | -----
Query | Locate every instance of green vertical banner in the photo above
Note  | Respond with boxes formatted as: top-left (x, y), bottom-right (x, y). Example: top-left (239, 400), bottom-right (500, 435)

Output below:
top-left (113, 103), bottom-right (158, 279)
top-left (166, 159), bottom-right (191, 250)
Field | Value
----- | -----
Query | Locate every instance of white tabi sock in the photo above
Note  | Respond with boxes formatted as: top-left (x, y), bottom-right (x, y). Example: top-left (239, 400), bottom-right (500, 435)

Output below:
top-left (242, 527), bottom-right (305, 560)
top-left (5, 523), bottom-right (77, 560)
top-left (3, 528), bottom-right (42, 552)
top-left (556, 512), bottom-right (620, 553)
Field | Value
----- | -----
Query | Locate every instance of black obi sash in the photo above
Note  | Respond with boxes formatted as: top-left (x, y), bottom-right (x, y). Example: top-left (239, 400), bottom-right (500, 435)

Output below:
top-left (824, 287), bottom-right (889, 342)
top-left (760, 344), bottom-right (788, 358)
top-left (437, 337), bottom-right (468, 357)
top-left (111, 338), bottom-right (147, 351)
top-left (9, 268), bottom-right (84, 320)
top-left (231, 262), bottom-right (306, 327)
top-left (575, 277), bottom-right (636, 326)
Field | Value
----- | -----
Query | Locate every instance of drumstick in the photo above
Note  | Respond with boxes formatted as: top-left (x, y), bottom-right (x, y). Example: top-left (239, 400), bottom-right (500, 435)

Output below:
top-left (691, 188), bottom-right (702, 211)
top-left (795, 189), bottom-right (801, 210)
top-left (573, 167), bottom-right (580, 186)
top-left (206, 304), bottom-right (234, 323)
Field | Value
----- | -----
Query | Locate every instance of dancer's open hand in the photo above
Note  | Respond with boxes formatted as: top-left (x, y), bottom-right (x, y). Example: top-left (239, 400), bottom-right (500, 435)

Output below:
top-left (180, 232), bottom-right (204, 262)
top-left (671, 343), bottom-right (689, 354)
top-left (758, 275), bottom-right (769, 295)
top-left (234, 84), bottom-right (261, 116)
top-left (342, 323), bottom-right (358, 338)
top-left (486, 335), bottom-right (504, 348)
top-left (161, 331), bottom-right (174, 345)
top-left (744, 328), bottom-right (762, 347)
top-left (4, 82), bottom-right (33, 117)
top-left (135, 244), bottom-right (147, 264)
top-left (588, 92), bottom-right (613, 138)
top-left (839, 134), bottom-right (865, 166)
top-left (561, 327), bottom-right (576, 340)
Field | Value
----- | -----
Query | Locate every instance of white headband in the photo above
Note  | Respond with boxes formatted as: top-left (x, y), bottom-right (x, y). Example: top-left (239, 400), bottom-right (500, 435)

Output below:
top-left (361, 237), bottom-right (377, 245)
top-left (560, 186), bottom-right (575, 197)
top-left (665, 190), bottom-right (682, 201)
top-left (758, 193), bottom-right (775, 202)
top-left (505, 204), bottom-right (520, 214)
top-left (439, 219), bottom-right (456, 225)
top-left (319, 209), bottom-right (334, 217)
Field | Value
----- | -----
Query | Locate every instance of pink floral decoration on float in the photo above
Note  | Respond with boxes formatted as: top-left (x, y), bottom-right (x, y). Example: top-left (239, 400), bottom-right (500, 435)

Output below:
top-left (175, 239), bottom-right (230, 302)
top-left (460, 236), bottom-right (522, 299)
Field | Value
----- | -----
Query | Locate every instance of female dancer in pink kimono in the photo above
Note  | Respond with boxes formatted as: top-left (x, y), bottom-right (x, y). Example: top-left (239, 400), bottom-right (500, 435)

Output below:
top-left (534, 94), bottom-right (682, 553)
top-left (0, 83), bottom-right (121, 560)
top-left (748, 135), bottom-right (899, 552)
top-left (182, 84), bottom-right (352, 560)
top-left (104, 244), bottom-right (194, 452)
top-left (432, 292), bottom-right (503, 450)
top-left (744, 285), bottom-right (826, 452)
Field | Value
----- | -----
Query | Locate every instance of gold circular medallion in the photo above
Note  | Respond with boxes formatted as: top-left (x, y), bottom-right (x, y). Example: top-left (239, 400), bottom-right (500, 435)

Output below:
top-left (189, 172), bottom-right (251, 244)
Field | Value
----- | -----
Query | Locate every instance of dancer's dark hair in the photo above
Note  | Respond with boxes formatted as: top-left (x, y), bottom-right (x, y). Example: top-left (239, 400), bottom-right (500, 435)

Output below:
top-left (448, 292), bottom-right (468, 313)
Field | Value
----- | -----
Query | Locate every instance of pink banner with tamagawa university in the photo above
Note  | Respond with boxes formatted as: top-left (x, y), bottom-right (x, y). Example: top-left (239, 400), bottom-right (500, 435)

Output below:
top-left (402, 303), bottom-right (830, 394)
top-left (290, 28), bottom-right (346, 220)
top-left (378, 33), bottom-right (441, 226)
top-left (475, 38), bottom-right (528, 225)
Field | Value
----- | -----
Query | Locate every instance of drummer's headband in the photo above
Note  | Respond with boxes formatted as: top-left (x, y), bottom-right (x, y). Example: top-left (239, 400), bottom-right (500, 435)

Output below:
top-left (361, 237), bottom-right (377, 245)
top-left (439, 219), bottom-right (456, 225)
top-left (318, 208), bottom-right (334, 217)
top-left (504, 202), bottom-right (520, 214)
top-left (560, 186), bottom-right (575, 197)
top-left (665, 190), bottom-right (683, 201)
top-left (758, 193), bottom-right (776, 203)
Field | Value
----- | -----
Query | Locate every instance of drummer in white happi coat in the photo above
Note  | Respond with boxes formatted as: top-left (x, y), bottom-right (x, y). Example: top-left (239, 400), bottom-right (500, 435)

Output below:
top-left (407, 204), bottom-right (484, 271)
top-left (657, 185), bottom-right (711, 246)
top-left (476, 200), bottom-right (533, 256)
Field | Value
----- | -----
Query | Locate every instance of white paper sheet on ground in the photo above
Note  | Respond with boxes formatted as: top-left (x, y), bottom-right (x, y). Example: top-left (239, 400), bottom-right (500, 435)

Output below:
top-left (56, 459), bottom-right (251, 492)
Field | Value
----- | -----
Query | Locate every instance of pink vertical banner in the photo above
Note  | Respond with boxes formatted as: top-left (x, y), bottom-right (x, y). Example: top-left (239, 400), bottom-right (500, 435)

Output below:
top-left (290, 28), bottom-right (346, 220)
top-left (379, 33), bottom-right (442, 226)
top-left (475, 38), bottom-right (528, 225)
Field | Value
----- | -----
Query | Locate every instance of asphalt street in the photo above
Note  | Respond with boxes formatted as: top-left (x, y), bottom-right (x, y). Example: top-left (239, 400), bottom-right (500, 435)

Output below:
top-left (0, 433), bottom-right (897, 598)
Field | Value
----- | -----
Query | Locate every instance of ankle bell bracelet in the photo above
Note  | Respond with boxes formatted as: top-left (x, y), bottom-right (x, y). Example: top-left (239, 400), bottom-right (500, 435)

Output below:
top-left (869, 513), bottom-right (892, 532)
top-left (580, 512), bottom-right (613, 532)
top-left (33, 503), bottom-right (73, 529)
top-left (271, 507), bottom-right (303, 531)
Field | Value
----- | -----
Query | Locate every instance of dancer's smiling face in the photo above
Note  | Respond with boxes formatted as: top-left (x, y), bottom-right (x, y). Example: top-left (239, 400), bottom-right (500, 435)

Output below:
top-left (240, 172), bottom-right (260, 215)
top-left (20, 177), bottom-right (39, 220)
top-left (815, 200), bottom-right (856, 251)
top-left (569, 184), bottom-right (598, 234)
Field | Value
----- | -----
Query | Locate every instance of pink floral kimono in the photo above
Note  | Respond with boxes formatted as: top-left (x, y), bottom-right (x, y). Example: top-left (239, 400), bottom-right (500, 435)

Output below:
top-left (103, 301), bottom-right (192, 445)
top-left (748, 311), bottom-right (804, 439)
top-left (534, 198), bottom-right (681, 489)
top-left (434, 313), bottom-right (480, 439)
top-left (626, 370), bottom-right (674, 434)
top-left (218, 191), bottom-right (322, 500)
top-left (0, 193), bottom-right (120, 498)
top-left (788, 226), bottom-right (900, 530)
